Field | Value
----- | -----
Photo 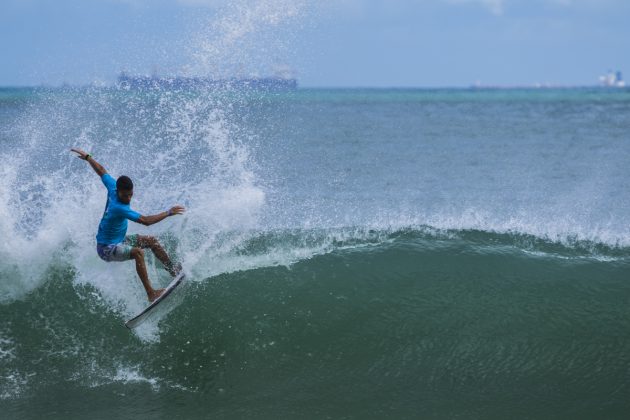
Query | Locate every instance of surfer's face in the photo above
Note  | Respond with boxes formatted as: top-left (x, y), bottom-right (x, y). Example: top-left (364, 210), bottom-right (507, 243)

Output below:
top-left (117, 188), bottom-right (133, 204)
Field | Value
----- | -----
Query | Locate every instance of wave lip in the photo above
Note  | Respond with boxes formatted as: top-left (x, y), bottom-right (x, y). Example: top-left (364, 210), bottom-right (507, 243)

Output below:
top-left (227, 225), bottom-right (630, 262)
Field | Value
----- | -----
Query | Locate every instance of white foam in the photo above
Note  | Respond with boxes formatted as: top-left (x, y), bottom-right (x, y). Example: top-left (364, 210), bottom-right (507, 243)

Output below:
top-left (0, 92), bottom-right (266, 313)
top-left (112, 366), bottom-right (159, 391)
top-left (0, 336), bottom-right (15, 362)
top-left (0, 371), bottom-right (30, 400)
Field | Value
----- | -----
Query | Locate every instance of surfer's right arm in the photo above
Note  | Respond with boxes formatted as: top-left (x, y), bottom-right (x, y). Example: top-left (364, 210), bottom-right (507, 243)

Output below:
top-left (137, 206), bottom-right (186, 226)
top-left (70, 148), bottom-right (107, 177)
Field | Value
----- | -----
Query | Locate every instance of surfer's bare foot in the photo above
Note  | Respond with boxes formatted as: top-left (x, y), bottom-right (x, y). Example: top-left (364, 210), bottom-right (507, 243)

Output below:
top-left (168, 262), bottom-right (182, 277)
top-left (148, 288), bottom-right (165, 303)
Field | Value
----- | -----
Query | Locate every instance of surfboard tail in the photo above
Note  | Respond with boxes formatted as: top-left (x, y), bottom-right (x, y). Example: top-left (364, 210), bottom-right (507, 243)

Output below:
top-left (125, 273), bottom-right (186, 329)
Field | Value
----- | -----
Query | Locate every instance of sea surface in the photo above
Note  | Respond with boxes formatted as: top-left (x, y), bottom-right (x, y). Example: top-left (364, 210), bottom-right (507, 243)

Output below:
top-left (1, 85), bottom-right (630, 419)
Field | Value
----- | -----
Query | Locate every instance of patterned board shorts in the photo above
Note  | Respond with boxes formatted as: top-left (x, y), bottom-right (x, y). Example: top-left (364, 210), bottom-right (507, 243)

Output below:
top-left (96, 234), bottom-right (139, 262)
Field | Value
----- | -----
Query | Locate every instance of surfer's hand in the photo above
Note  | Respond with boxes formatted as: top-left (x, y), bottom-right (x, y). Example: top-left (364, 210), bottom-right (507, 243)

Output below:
top-left (70, 148), bottom-right (89, 160)
top-left (168, 205), bottom-right (186, 216)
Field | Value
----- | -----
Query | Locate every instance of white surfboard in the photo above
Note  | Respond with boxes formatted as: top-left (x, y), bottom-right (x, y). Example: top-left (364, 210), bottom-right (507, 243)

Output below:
top-left (125, 272), bottom-right (186, 329)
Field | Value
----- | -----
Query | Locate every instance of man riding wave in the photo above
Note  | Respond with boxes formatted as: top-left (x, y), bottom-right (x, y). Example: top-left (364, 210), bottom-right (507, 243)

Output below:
top-left (71, 148), bottom-right (185, 302)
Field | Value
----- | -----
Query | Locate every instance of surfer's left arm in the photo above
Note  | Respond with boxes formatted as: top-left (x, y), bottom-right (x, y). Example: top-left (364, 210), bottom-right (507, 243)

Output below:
top-left (137, 205), bottom-right (186, 226)
top-left (70, 148), bottom-right (107, 177)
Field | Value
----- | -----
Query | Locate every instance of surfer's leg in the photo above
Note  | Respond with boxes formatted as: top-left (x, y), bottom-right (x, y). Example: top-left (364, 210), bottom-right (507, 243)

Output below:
top-left (130, 247), bottom-right (165, 302)
top-left (135, 235), bottom-right (181, 277)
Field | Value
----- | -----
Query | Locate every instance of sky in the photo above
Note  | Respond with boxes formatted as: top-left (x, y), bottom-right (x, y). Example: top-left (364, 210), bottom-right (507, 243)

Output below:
top-left (1, 0), bottom-right (628, 87)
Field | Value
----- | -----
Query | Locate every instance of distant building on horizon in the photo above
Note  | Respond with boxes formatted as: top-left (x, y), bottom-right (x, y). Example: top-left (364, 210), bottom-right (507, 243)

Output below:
top-left (599, 70), bottom-right (625, 87)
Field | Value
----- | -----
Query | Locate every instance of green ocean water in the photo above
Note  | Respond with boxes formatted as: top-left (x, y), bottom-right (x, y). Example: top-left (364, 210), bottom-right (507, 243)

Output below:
top-left (1, 86), bottom-right (630, 419)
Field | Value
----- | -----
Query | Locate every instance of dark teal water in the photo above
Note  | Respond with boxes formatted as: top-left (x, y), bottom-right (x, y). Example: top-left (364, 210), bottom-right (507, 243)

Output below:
top-left (1, 87), bottom-right (630, 419)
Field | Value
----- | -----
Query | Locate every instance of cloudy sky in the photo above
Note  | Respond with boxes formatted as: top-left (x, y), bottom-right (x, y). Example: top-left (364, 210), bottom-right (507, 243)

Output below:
top-left (1, 0), bottom-right (628, 87)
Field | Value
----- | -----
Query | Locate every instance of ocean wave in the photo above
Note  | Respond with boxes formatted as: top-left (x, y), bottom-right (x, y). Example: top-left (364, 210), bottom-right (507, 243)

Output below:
top-left (2, 223), bottom-right (628, 406)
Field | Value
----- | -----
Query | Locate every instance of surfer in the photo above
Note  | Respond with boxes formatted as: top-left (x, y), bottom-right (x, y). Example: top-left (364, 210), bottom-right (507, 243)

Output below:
top-left (71, 148), bottom-right (185, 302)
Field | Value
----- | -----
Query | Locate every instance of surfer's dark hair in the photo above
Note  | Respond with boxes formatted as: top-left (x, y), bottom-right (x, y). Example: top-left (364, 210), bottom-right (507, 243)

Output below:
top-left (116, 176), bottom-right (133, 191)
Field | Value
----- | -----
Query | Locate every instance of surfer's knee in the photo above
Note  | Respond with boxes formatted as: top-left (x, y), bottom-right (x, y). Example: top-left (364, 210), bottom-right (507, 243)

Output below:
top-left (140, 235), bottom-right (159, 248)
top-left (130, 247), bottom-right (144, 259)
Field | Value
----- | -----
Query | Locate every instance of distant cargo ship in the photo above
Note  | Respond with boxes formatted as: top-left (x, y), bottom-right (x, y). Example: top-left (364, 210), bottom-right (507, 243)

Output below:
top-left (117, 72), bottom-right (297, 90)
